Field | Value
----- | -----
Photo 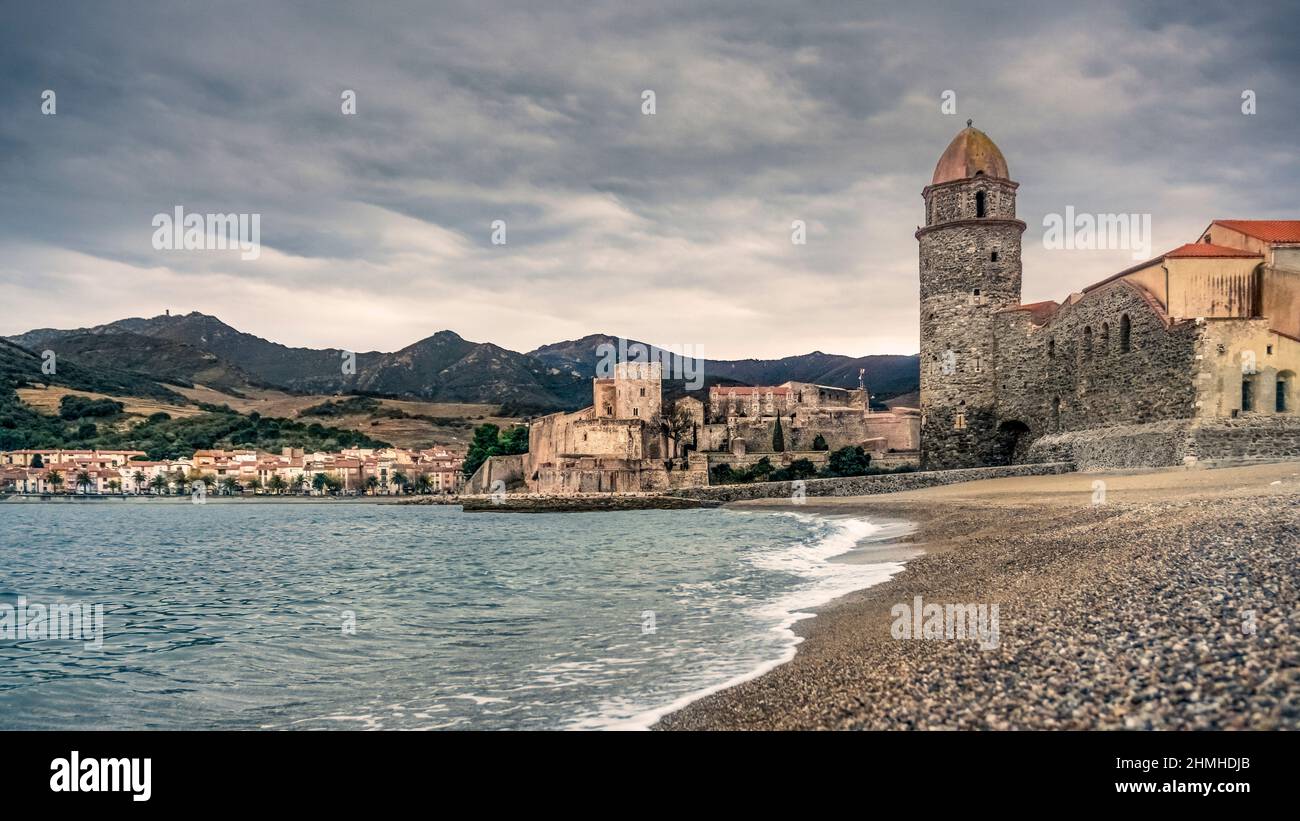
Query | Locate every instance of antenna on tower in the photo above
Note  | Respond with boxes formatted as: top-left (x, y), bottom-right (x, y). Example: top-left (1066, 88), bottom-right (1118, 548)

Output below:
top-left (966, 118), bottom-right (973, 127)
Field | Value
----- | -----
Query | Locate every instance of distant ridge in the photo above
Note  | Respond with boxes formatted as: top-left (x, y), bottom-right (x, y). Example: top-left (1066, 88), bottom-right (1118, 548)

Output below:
top-left (9, 314), bottom-right (920, 413)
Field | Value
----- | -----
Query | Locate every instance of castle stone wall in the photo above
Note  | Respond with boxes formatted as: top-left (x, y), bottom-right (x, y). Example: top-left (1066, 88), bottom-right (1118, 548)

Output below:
top-left (673, 462), bottom-right (1074, 502)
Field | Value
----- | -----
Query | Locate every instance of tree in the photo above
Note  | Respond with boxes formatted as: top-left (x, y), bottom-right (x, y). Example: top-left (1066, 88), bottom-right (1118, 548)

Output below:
top-left (667, 403), bottom-right (696, 452)
top-left (772, 418), bottom-right (785, 453)
top-left (828, 446), bottom-right (872, 477)
top-left (108, 479), bottom-right (121, 494)
top-left (364, 476), bottom-right (379, 495)
top-left (268, 475), bottom-right (287, 495)
top-left (771, 458), bottom-right (817, 482)
top-left (464, 423), bottom-right (501, 479)
top-left (132, 470), bottom-right (147, 493)
top-left (709, 463), bottom-right (738, 485)
top-left (247, 477), bottom-right (262, 493)
top-left (149, 475), bottom-right (168, 495)
top-left (312, 473), bottom-right (329, 494)
top-left (31, 453), bottom-right (44, 469)
top-left (75, 470), bottom-right (92, 494)
top-left (221, 477), bottom-right (240, 495)
top-left (497, 426), bottom-right (529, 455)
top-left (47, 470), bottom-right (64, 493)
top-left (414, 474), bottom-right (432, 495)
top-left (391, 471), bottom-right (410, 495)
top-left (812, 434), bottom-right (829, 451)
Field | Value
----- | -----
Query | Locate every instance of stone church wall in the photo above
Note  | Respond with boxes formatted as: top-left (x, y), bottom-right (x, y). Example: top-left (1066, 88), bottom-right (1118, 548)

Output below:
top-left (994, 281), bottom-right (1201, 449)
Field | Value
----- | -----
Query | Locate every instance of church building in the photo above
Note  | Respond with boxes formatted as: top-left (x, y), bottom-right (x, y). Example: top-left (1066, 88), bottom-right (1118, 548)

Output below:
top-left (919, 124), bottom-right (1300, 469)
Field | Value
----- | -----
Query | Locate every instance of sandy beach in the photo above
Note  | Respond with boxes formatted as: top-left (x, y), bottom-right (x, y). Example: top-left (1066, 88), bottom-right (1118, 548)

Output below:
top-left (657, 462), bottom-right (1300, 730)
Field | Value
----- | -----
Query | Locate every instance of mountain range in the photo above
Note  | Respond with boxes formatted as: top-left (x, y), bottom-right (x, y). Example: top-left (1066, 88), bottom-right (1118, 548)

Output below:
top-left (7, 313), bottom-right (919, 413)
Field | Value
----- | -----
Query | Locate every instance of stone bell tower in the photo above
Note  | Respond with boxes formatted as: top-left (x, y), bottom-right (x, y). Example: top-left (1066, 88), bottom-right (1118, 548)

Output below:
top-left (917, 121), bottom-right (1025, 469)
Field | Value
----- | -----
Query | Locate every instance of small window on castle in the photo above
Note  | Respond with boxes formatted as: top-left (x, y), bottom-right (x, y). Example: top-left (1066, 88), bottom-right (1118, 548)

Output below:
top-left (1082, 326), bottom-right (1093, 359)
top-left (1119, 314), bottom-right (1132, 353)
top-left (974, 356), bottom-right (982, 373)
top-left (1267, 345), bottom-right (1274, 355)
top-left (633, 408), bottom-right (639, 417)
top-left (954, 413), bottom-right (967, 430)
top-left (1241, 376), bottom-right (1254, 413)
top-left (1048, 338), bottom-right (1056, 358)
top-left (991, 250), bottom-right (999, 262)
top-left (1101, 323), bottom-right (1110, 351)
top-left (975, 191), bottom-right (986, 218)
top-left (639, 388), bottom-right (646, 397)
top-left (971, 288), bottom-right (982, 306)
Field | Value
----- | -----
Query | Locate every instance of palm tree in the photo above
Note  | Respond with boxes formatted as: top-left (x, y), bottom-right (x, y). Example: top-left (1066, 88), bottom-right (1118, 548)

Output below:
top-left (311, 473), bottom-right (329, 495)
top-left (268, 475), bottom-right (287, 495)
top-left (108, 479), bottom-right (121, 494)
top-left (169, 469), bottom-right (187, 495)
top-left (132, 470), bottom-right (147, 494)
top-left (221, 477), bottom-right (239, 496)
top-left (414, 474), bottom-right (432, 495)
top-left (391, 471), bottom-right (409, 495)
top-left (364, 476), bottom-right (379, 496)
top-left (247, 477), bottom-right (262, 494)
top-left (149, 475), bottom-right (168, 495)
top-left (291, 473), bottom-right (306, 495)
top-left (74, 470), bottom-right (92, 494)
top-left (47, 470), bottom-right (64, 494)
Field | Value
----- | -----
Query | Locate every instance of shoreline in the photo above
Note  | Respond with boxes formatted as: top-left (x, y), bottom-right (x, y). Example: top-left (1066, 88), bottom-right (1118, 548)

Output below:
top-left (613, 511), bottom-right (920, 731)
top-left (656, 462), bottom-right (1300, 730)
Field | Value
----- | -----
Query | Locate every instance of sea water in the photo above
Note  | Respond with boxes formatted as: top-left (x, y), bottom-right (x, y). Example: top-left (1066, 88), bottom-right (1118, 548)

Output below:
top-left (0, 503), bottom-right (908, 729)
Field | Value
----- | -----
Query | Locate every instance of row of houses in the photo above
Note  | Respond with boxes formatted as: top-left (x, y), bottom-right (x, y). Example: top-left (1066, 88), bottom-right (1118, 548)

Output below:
top-left (0, 446), bottom-right (465, 495)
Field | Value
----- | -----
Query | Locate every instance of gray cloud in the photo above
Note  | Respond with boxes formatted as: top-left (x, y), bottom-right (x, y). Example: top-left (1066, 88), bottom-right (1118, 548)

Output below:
top-left (1, 0), bottom-right (1296, 357)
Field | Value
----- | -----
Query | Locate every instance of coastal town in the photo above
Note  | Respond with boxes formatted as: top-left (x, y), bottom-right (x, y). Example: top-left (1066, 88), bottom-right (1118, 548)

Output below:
top-left (0, 445), bottom-right (465, 496)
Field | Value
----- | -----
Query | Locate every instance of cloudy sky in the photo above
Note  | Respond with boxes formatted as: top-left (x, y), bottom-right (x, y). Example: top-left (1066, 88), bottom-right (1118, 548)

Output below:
top-left (1, 0), bottom-right (1295, 359)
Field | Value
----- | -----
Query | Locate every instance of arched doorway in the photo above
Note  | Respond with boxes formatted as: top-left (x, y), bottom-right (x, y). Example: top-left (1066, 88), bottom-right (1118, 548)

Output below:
top-left (995, 420), bottom-right (1032, 465)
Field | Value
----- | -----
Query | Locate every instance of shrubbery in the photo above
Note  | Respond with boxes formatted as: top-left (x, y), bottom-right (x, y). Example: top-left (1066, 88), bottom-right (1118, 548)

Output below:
top-left (58, 395), bottom-right (124, 420)
top-left (462, 423), bottom-right (530, 478)
top-left (707, 447), bottom-right (915, 486)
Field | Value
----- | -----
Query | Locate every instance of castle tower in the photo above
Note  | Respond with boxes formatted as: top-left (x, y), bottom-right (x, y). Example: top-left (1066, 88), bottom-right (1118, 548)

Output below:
top-left (613, 362), bottom-right (662, 421)
top-left (917, 122), bottom-right (1025, 469)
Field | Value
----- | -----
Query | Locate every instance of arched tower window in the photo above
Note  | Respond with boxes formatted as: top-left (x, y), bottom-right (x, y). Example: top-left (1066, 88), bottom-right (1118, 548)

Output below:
top-left (1082, 326), bottom-right (1093, 359)
top-left (1119, 314), bottom-right (1132, 353)
top-left (1242, 375), bottom-right (1254, 413)
top-left (975, 191), bottom-right (987, 218)
top-left (1101, 322), bottom-right (1110, 352)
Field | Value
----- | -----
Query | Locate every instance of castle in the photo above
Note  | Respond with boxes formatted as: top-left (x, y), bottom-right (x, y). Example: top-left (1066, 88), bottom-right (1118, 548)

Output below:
top-left (919, 123), bottom-right (1300, 469)
top-left (468, 361), bottom-right (920, 495)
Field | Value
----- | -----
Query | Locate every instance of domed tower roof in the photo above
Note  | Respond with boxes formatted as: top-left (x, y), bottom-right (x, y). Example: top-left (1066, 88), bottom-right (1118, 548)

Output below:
top-left (931, 121), bottom-right (1009, 184)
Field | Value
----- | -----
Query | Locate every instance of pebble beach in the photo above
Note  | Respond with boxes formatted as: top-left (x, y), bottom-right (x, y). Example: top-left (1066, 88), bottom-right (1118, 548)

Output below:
top-left (657, 462), bottom-right (1300, 730)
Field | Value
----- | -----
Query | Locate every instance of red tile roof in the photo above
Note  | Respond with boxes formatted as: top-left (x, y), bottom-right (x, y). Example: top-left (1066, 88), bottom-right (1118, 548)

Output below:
top-left (997, 300), bottom-right (1059, 323)
top-left (1211, 220), bottom-right (1300, 243)
top-left (1165, 242), bottom-right (1262, 259)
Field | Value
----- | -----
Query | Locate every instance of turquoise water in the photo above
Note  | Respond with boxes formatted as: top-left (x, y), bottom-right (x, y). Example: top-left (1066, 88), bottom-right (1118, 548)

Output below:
top-left (0, 503), bottom-right (906, 730)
